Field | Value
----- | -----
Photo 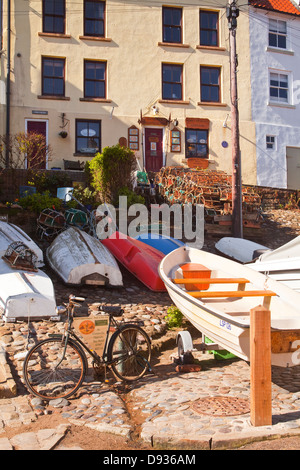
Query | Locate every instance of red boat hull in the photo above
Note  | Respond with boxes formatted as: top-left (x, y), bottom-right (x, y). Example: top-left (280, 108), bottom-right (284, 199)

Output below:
top-left (102, 232), bottom-right (166, 291)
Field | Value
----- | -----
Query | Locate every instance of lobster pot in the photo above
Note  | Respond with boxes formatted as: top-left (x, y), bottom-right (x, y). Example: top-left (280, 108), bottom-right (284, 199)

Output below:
top-left (37, 209), bottom-right (66, 240)
top-left (2, 242), bottom-right (38, 272)
top-left (65, 209), bottom-right (88, 229)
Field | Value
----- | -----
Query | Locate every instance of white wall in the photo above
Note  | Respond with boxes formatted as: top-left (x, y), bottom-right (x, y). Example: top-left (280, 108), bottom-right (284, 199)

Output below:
top-left (249, 7), bottom-right (300, 188)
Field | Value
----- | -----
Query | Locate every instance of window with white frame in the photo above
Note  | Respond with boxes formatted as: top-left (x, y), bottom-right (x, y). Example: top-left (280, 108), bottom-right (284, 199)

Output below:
top-left (269, 19), bottom-right (287, 49)
top-left (269, 71), bottom-right (289, 103)
top-left (266, 135), bottom-right (276, 150)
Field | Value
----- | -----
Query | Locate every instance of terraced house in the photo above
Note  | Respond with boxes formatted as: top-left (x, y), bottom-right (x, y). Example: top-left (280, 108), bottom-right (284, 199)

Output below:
top-left (0, 0), bottom-right (259, 184)
top-left (1, 0), bottom-right (299, 189)
top-left (248, 0), bottom-right (300, 189)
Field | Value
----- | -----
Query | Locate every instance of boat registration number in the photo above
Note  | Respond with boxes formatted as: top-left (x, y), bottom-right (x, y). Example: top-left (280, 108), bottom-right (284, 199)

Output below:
top-left (220, 320), bottom-right (231, 330)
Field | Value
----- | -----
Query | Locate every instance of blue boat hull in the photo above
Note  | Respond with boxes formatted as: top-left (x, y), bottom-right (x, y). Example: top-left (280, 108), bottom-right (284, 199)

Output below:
top-left (135, 233), bottom-right (185, 255)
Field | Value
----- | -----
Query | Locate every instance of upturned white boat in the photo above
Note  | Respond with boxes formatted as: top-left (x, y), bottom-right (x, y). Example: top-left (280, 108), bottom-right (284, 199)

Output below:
top-left (0, 257), bottom-right (57, 322)
top-left (215, 237), bottom-right (269, 263)
top-left (46, 227), bottom-right (123, 286)
top-left (0, 221), bottom-right (44, 267)
top-left (248, 236), bottom-right (300, 293)
top-left (216, 236), bottom-right (300, 292)
top-left (159, 246), bottom-right (300, 367)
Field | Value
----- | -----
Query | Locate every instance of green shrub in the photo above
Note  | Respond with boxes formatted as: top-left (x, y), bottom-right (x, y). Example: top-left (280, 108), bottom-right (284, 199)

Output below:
top-left (165, 305), bottom-right (184, 329)
top-left (19, 191), bottom-right (63, 213)
top-left (115, 187), bottom-right (145, 207)
top-left (71, 186), bottom-right (98, 207)
top-left (28, 170), bottom-right (72, 196)
top-left (89, 144), bottom-right (137, 204)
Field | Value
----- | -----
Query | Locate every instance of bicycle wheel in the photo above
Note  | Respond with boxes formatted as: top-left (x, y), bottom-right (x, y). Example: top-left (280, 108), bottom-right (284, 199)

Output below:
top-left (107, 325), bottom-right (151, 381)
top-left (23, 337), bottom-right (86, 400)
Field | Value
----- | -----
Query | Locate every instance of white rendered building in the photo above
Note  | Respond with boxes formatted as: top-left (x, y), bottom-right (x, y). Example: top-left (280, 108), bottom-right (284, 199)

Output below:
top-left (249, 0), bottom-right (300, 189)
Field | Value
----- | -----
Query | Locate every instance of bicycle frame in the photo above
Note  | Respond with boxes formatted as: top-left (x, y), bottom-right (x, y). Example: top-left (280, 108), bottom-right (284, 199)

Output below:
top-left (51, 301), bottom-right (129, 369)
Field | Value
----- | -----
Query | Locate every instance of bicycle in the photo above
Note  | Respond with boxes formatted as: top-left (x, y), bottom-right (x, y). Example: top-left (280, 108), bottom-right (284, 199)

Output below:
top-left (23, 295), bottom-right (152, 400)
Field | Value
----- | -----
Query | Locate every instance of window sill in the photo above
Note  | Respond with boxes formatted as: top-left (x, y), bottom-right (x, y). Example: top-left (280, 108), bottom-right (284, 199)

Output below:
top-left (79, 36), bottom-right (112, 42)
top-left (268, 101), bottom-right (295, 109)
top-left (266, 46), bottom-right (294, 55)
top-left (38, 32), bottom-right (71, 38)
top-left (196, 45), bottom-right (226, 51)
top-left (186, 157), bottom-right (209, 160)
top-left (79, 98), bottom-right (112, 103)
top-left (73, 153), bottom-right (97, 157)
top-left (158, 42), bottom-right (190, 48)
top-left (186, 157), bottom-right (209, 169)
top-left (38, 95), bottom-right (70, 101)
top-left (198, 101), bottom-right (227, 107)
top-left (158, 99), bottom-right (190, 105)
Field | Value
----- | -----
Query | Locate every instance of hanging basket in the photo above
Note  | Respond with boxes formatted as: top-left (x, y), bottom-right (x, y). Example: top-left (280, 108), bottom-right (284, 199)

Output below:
top-left (59, 131), bottom-right (68, 138)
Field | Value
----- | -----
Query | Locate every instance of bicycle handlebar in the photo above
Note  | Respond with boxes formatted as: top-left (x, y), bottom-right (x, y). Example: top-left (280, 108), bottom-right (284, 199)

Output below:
top-left (69, 295), bottom-right (86, 303)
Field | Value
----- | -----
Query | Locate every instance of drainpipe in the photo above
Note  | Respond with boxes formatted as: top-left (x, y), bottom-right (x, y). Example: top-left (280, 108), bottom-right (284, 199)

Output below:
top-left (5, 0), bottom-right (11, 168)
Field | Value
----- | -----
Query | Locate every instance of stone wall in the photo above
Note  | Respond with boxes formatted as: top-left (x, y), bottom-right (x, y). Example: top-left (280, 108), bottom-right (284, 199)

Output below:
top-left (245, 185), bottom-right (300, 210)
top-left (0, 169), bottom-right (87, 202)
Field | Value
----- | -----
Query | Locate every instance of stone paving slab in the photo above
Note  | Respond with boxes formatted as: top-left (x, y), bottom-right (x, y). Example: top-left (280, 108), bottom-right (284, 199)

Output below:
top-left (1, 424), bottom-right (70, 450)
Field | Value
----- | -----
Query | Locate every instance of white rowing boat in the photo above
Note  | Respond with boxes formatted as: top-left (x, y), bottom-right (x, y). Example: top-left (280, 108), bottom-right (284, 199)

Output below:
top-left (0, 257), bottom-right (57, 322)
top-left (215, 237), bottom-right (269, 263)
top-left (159, 246), bottom-right (300, 367)
top-left (46, 227), bottom-right (123, 286)
top-left (216, 236), bottom-right (300, 292)
top-left (248, 236), bottom-right (300, 293)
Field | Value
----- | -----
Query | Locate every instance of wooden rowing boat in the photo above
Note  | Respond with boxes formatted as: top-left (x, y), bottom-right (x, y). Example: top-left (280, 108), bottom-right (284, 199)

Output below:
top-left (159, 246), bottom-right (300, 367)
top-left (46, 227), bottom-right (123, 287)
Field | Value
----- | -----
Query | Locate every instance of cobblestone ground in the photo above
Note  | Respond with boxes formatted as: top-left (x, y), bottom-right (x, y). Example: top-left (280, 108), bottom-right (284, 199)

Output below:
top-left (0, 209), bottom-right (299, 450)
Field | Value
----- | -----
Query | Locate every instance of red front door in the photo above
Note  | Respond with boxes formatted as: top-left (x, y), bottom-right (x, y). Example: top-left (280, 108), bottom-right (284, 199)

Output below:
top-left (26, 121), bottom-right (47, 169)
top-left (145, 128), bottom-right (163, 172)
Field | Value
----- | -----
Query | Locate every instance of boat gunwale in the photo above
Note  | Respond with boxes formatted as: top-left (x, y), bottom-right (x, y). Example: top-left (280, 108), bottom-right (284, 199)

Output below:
top-left (158, 257), bottom-right (251, 330)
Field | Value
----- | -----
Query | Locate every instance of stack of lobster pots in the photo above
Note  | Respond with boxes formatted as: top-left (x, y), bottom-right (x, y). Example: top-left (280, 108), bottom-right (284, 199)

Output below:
top-left (154, 167), bottom-right (263, 232)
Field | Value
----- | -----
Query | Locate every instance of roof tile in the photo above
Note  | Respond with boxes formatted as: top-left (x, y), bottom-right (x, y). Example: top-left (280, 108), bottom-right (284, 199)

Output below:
top-left (249, 0), bottom-right (300, 16)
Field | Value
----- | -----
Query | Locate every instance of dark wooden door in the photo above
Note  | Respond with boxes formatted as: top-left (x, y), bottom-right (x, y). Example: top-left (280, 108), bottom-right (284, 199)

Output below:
top-left (145, 128), bottom-right (163, 172)
top-left (26, 121), bottom-right (47, 169)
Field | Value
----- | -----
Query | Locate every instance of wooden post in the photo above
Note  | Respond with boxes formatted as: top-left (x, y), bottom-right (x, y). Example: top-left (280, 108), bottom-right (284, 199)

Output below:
top-left (250, 305), bottom-right (272, 427)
